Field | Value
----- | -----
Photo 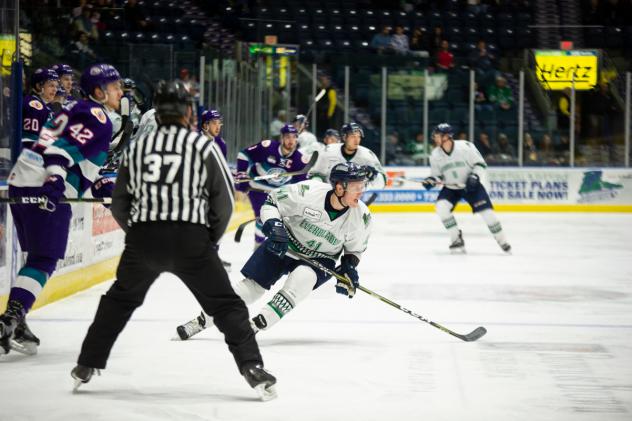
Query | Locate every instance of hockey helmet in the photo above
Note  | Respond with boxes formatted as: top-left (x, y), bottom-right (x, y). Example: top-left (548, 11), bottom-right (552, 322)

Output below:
top-left (329, 162), bottom-right (369, 190)
top-left (432, 123), bottom-right (454, 138)
top-left (201, 109), bottom-right (223, 124)
top-left (280, 124), bottom-right (299, 136)
top-left (80, 63), bottom-right (121, 97)
top-left (51, 63), bottom-right (73, 76)
top-left (31, 68), bottom-right (59, 90)
top-left (340, 122), bottom-right (364, 140)
top-left (153, 80), bottom-right (193, 123)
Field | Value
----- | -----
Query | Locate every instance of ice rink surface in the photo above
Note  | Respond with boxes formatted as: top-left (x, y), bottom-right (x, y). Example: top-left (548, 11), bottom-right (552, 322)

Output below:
top-left (1, 212), bottom-right (631, 421)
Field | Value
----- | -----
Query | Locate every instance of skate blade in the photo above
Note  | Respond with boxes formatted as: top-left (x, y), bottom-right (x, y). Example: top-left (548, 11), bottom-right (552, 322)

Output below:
top-left (10, 339), bottom-right (38, 356)
top-left (450, 247), bottom-right (466, 254)
top-left (254, 383), bottom-right (277, 401)
top-left (72, 378), bottom-right (84, 393)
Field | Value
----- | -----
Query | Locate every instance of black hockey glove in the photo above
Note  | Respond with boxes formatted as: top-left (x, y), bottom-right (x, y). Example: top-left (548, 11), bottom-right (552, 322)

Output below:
top-left (335, 255), bottom-right (359, 299)
top-left (465, 173), bottom-right (480, 192)
top-left (362, 165), bottom-right (379, 182)
top-left (422, 176), bottom-right (437, 190)
top-left (262, 218), bottom-right (289, 258)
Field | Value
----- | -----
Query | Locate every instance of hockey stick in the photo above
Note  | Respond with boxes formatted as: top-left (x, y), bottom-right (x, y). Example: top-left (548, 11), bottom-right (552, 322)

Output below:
top-left (304, 88), bottom-right (327, 124)
top-left (286, 250), bottom-right (487, 342)
top-left (235, 192), bottom-right (378, 243)
top-left (0, 196), bottom-right (111, 212)
top-left (235, 151), bottom-right (319, 184)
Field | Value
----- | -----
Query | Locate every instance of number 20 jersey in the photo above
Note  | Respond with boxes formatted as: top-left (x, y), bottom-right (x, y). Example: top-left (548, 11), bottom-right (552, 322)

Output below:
top-left (9, 99), bottom-right (113, 197)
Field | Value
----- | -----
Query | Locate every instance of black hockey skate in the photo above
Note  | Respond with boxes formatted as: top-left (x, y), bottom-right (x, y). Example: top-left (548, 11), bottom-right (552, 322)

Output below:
top-left (0, 300), bottom-right (25, 355)
top-left (175, 311), bottom-right (207, 340)
top-left (71, 364), bottom-right (101, 392)
top-left (449, 230), bottom-right (465, 253)
top-left (241, 363), bottom-right (277, 401)
top-left (251, 314), bottom-right (267, 333)
top-left (500, 243), bottom-right (512, 254)
top-left (10, 318), bottom-right (40, 355)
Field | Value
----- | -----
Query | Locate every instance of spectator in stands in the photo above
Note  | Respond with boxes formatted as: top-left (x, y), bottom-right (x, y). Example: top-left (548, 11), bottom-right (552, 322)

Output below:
top-left (316, 75), bottom-right (338, 138)
top-left (474, 82), bottom-right (492, 111)
top-left (556, 135), bottom-right (572, 166)
top-left (456, 131), bottom-right (467, 140)
top-left (557, 88), bottom-right (571, 131)
top-left (539, 133), bottom-right (560, 165)
top-left (73, 4), bottom-right (99, 41)
top-left (491, 133), bottom-right (517, 164)
top-left (585, 81), bottom-right (618, 162)
top-left (466, 0), bottom-right (485, 15)
top-left (523, 132), bottom-right (539, 165)
top-left (475, 131), bottom-right (492, 159)
top-left (435, 40), bottom-right (454, 71)
top-left (487, 76), bottom-right (514, 111)
top-left (468, 40), bottom-right (495, 72)
top-left (124, 0), bottom-right (148, 31)
top-left (176, 68), bottom-right (195, 94)
top-left (390, 25), bottom-right (410, 55)
top-left (270, 110), bottom-right (286, 139)
top-left (407, 131), bottom-right (427, 164)
top-left (409, 28), bottom-right (429, 56)
top-left (68, 32), bottom-right (98, 68)
top-left (370, 26), bottom-right (393, 54)
top-left (386, 132), bottom-right (414, 165)
top-left (429, 26), bottom-right (444, 56)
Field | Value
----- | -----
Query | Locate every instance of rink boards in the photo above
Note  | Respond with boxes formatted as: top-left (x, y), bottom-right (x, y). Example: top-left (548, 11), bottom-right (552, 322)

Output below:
top-left (1, 167), bottom-right (631, 312)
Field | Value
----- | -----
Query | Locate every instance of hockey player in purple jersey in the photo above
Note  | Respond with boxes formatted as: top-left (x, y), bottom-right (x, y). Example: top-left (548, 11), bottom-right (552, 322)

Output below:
top-left (236, 124), bottom-right (311, 246)
top-left (51, 63), bottom-right (75, 103)
top-left (200, 109), bottom-right (227, 158)
top-left (0, 64), bottom-right (123, 356)
top-left (22, 68), bottom-right (59, 148)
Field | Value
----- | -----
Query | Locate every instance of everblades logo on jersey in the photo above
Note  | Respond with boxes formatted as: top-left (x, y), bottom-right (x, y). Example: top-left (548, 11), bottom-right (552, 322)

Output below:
top-left (29, 100), bottom-right (44, 110)
top-left (91, 107), bottom-right (108, 124)
top-left (303, 207), bottom-right (321, 221)
top-left (577, 170), bottom-right (623, 203)
top-left (362, 213), bottom-right (371, 227)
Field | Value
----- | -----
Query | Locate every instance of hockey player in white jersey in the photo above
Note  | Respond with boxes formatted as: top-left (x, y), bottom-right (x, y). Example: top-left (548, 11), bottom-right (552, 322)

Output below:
top-left (309, 122), bottom-right (387, 190)
top-left (293, 114), bottom-right (319, 157)
top-left (423, 123), bottom-right (511, 253)
top-left (175, 162), bottom-right (372, 340)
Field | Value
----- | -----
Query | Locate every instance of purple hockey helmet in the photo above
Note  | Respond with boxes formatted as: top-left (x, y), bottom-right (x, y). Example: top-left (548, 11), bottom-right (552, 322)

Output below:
top-left (201, 109), bottom-right (223, 124)
top-left (51, 63), bottom-right (74, 76)
top-left (30, 68), bottom-right (59, 90)
top-left (80, 63), bottom-right (121, 97)
top-left (280, 124), bottom-right (299, 136)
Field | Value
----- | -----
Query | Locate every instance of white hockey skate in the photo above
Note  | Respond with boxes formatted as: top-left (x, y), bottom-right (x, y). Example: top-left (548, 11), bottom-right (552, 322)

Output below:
top-left (449, 230), bottom-right (466, 254)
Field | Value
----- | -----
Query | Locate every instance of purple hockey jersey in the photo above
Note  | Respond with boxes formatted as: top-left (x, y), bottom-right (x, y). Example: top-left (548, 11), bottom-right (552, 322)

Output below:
top-left (236, 139), bottom-right (310, 191)
top-left (22, 94), bottom-right (54, 147)
top-left (9, 99), bottom-right (113, 198)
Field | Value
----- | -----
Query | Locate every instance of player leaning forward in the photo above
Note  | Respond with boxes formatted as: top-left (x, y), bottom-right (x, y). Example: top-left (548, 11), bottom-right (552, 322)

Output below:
top-left (176, 162), bottom-right (372, 340)
top-left (423, 123), bottom-right (511, 253)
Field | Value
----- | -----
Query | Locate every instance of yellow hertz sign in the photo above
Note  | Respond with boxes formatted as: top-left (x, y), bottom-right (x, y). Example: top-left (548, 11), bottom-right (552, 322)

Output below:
top-left (535, 50), bottom-right (599, 90)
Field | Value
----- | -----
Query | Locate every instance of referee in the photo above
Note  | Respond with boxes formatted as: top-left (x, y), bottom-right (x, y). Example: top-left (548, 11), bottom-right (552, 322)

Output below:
top-left (71, 81), bottom-right (277, 401)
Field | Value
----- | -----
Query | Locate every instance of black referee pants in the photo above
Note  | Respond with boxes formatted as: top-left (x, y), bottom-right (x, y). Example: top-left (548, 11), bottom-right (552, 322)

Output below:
top-left (77, 222), bottom-right (262, 372)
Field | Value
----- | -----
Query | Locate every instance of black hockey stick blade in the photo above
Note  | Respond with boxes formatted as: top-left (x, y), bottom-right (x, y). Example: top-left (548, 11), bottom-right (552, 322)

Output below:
top-left (234, 218), bottom-right (256, 242)
top-left (461, 326), bottom-right (487, 342)
top-left (363, 192), bottom-right (378, 206)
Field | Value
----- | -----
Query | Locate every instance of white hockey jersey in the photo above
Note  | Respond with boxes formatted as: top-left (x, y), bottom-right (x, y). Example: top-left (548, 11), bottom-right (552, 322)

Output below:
top-left (309, 143), bottom-right (386, 190)
top-left (261, 180), bottom-right (372, 262)
top-left (429, 140), bottom-right (487, 189)
top-left (132, 108), bottom-right (157, 142)
top-left (298, 130), bottom-right (319, 157)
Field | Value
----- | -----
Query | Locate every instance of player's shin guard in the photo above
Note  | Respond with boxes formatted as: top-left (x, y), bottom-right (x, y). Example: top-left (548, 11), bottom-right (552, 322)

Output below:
top-left (252, 266), bottom-right (317, 332)
top-left (479, 209), bottom-right (511, 252)
top-left (436, 199), bottom-right (461, 244)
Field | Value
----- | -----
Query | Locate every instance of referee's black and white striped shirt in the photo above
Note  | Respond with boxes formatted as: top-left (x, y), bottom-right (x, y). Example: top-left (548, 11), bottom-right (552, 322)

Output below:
top-left (111, 124), bottom-right (234, 242)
